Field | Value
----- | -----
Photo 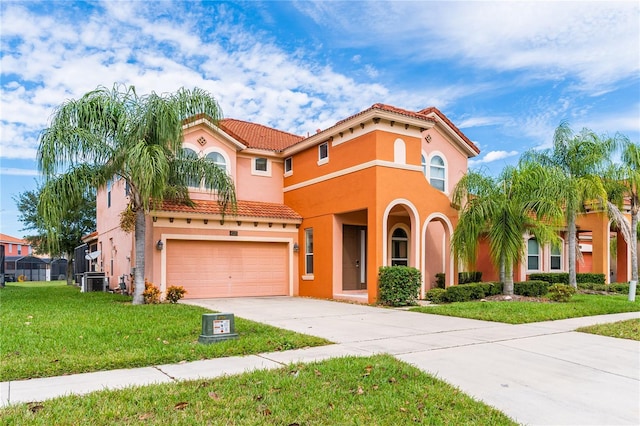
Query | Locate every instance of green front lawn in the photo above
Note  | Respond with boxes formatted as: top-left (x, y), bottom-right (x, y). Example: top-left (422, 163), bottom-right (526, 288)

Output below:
top-left (577, 319), bottom-right (640, 341)
top-left (411, 293), bottom-right (640, 324)
top-left (0, 282), bottom-right (329, 381)
top-left (0, 355), bottom-right (516, 425)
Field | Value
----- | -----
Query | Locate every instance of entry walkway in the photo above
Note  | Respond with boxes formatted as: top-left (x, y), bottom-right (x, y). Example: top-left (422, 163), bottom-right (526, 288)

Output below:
top-left (2, 297), bottom-right (639, 425)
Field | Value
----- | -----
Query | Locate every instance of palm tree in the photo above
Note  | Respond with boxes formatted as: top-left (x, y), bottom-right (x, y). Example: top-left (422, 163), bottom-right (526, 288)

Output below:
top-left (452, 162), bottom-right (562, 295)
top-left (38, 84), bottom-right (236, 304)
top-left (521, 122), bottom-right (615, 288)
top-left (604, 139), bottom-right (638, 301)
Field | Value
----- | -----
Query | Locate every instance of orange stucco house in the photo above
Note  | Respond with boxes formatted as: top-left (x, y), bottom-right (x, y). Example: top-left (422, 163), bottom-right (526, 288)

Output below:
top-left (94, 103), bottom-right (627, 303)
top-left (95, 104), bottom-right (479, 303)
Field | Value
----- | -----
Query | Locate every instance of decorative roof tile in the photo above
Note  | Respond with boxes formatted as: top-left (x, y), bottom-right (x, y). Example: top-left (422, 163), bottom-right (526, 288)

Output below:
top-left (159, 199), bottom-right (302, 221)
top-left (219, 119), bottom-right (304, 152)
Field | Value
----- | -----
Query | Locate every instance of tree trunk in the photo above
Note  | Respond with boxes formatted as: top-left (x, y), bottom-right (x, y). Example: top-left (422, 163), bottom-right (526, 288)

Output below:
top-left (499, 252), bottom-right (506, 284)
top-left (66, 255), bottom-right (74, 286)
top-left (567, 211), bottom-right (577, 288)
top-left (132, 209), bottom-right (146, 305)
top-left (503, 261), bottom-right (514, 295)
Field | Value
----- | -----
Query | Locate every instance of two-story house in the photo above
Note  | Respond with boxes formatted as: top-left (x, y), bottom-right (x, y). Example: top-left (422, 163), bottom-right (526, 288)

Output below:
top-left (96, 104), bottom-right (480, 303)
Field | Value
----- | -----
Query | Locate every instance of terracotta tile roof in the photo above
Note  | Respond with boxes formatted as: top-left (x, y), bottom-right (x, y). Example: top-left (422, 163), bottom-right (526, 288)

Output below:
top-left (158, 199), bottom-right (302, 221)
top-left (219, 118), bottom-right (304, 152)
top-left (417, 107), bottom-right (480, 154)
top-left (0, 233), bottom-right (27, 244)
top-left (334, 103), bottom-right (437, 127)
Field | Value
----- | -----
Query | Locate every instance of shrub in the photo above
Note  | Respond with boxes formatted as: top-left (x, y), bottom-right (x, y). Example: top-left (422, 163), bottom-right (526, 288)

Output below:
top-left (527, 273), bottom-right (568, 284)
top-left (143, 280), bottom-right (161, 304)
top-left (426, 288), bottom-right (447, 304)
top-left (548, 284), bottom-right (576, 302)
top-left (514, 280), bottom-right (549, 297)
top-left (529, 272), bottom-right (606, 285)
top-left (608, 283), bottom-right (630, 294)
top-left (458, 271), bottom-right (482, 284)
top-left (378, 266), bottom-right (421, 306)
top-left (435, 273), bottom-right (446, 289)
top-left (166, 285), bottom-right (187, 303)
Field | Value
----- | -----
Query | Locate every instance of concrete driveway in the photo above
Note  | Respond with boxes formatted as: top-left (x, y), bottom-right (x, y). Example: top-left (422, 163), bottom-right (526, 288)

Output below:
top-left (185, 297), bottom-right (640, 426)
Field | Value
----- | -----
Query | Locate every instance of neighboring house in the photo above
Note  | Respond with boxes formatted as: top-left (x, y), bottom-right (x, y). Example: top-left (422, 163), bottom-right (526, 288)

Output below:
top-left (476, 209), bottom-right (633, 284)
top-left (0, 233), bottom-right (32, 257)
top-left (94, 103), bottom-right (626, 302)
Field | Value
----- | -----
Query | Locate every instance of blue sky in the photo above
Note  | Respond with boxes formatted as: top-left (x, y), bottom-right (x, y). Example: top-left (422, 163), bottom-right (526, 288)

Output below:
top-left (1, 0), bottom-right (639, 239)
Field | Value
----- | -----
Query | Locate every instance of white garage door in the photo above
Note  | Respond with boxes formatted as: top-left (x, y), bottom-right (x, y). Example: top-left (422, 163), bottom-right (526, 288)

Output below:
top-left (166, 240), bottom-right (289, 298)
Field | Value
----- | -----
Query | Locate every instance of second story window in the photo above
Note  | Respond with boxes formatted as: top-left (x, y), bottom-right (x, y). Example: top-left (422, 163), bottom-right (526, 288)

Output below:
top-left (318, 142), bottom-right (328, 165)
top-left (206, 151), bottom-right (227, 173)
top-left (255, 158), bottom-right (268, 172)
top-left (429, 155), bottom-right (446, 192)
top-left (182, 148), bottom-right (200, 187)
top-left (106, 179), bottom-right (112, 207)
top-left (17, 245), bottom-right (21, 255)
top-left (284, 157), bottom-right (293, 175)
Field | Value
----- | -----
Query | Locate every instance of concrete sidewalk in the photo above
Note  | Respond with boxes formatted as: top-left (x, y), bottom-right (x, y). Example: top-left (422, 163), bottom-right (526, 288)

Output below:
top-left (2, 297), bottom-right (639, 425)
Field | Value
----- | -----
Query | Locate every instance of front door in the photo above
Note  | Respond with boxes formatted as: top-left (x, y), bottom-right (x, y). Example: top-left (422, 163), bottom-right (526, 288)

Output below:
top-left (342, 225), bottom-right (367, 290)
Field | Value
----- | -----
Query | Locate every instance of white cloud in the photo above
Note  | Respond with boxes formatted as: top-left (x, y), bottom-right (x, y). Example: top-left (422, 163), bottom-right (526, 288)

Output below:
top-left (0, 167), bottom-right (40, 177)
top-left (468, 150), bottom-right (519, 167)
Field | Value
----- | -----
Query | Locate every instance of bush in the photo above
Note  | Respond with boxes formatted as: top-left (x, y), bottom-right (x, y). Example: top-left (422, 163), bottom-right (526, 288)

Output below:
top-left (166, 285), bottom-right (187, 303)
top-left (548, 284), bottom-right (576, 302)
top-left (609, 283), bottom-right (630, 294)
top-left (426, 288), bottom-right (447, 304)
top-left (458, 271), bottom-right (482, 284)
top-left (435, 273), bottom-right (446, 289)
top-left (143, 280), bottom-right (161, 304)
top-left (514, 280), bottom-right (549, 297)
top-left (378, 266), bottom-right (421, 306)
top-left (528, 272), bottom-right (606, 285)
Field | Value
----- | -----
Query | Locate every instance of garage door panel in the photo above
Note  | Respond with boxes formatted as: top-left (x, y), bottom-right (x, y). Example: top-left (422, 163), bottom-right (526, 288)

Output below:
top-left (166, 240), bottom-right (289, 298)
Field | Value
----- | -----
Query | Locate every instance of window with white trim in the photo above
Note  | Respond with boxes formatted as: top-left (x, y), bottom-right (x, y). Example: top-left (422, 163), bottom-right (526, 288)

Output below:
top-left (391, 228), bottom-right (409, 266)
top-left (429, 155), bottom-right (446, 191)
top-left (252, 157), bottom-right (271, 176)
top-left (182, 148), bottom-right (200, 187)
top-left (106, 179), bottom-right (112, 207)
top-left (284, 157), bottom-right (293, 174)
top-left (527, 238), bottom-right (540, 270)
top-left (206, 151), bottom-right (227, 173)
top-left (255, 157), bottom-right (268, 172)
top-left (305, 228), bottom-right (314, 274)
top-left (421, 154), bottom-right (427, 176)
top-left (318, 142), bottom-right (328, 165)
top-left (550, 245), bottom-right (561, 270)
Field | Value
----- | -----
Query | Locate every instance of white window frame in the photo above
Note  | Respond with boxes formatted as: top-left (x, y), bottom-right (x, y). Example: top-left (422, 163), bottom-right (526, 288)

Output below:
top-left (284, 157), bottom-right (293, 176)
top-left (429, 152), bottom-right (447, 192)
top-left (527, 238), bottom-right (541, 271)
top-left (205, 150), bottom-right (229, 174)
top-left (421, 153), bottom-right (428, 176)
top-left (251, 157), bottom-right (271, 177)
top-left (304, 228), bottom-right (314, 276)
top-left (318, 142), bottom-right (329, 165)
top-left (389, 225), bottom-right (410, 267)
top-left (550, 241), bottom-right (563, 271)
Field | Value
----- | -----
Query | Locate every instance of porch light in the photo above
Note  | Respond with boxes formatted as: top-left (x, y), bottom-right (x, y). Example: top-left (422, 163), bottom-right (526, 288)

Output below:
top-left (156, 240), bottom-right (164, 251)
top-left (293, 243), bottom-right (299, 252)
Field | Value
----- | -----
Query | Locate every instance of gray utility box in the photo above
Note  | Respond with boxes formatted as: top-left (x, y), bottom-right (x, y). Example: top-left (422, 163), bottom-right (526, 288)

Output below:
top-left (198, 313), bottom-right (239, 344)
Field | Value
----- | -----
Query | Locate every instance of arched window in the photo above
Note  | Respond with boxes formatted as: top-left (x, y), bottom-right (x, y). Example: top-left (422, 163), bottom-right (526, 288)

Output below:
top-left (527, 238), bottom-right (540, 270)
top-left (394, 138), bottom-right (406, 164)
top-left (182, 148), bottom-right (200, 187)
top-left (421, 154), bottom-right (427, 176)
top-left (391, 228), bottom-right (409, 266)
top-left (430, 155), bottom-right (446, 191)
top-left (206, 151), bottom-right (227, 172)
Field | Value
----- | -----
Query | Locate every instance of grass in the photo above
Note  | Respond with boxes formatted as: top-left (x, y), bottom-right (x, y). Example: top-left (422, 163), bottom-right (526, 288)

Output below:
top-left (0, 355), bottom-right (516, 425)
top-left (411, 293), bottom-right (640, 324)
top-left (0, 282), bottom-right (329, 382)
top-left (577, 319), bottom-right (640, 341)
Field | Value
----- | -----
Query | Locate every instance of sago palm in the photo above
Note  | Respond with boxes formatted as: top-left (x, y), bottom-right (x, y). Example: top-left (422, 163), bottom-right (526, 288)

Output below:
top-left (38, 84), bottom-right (236, 304)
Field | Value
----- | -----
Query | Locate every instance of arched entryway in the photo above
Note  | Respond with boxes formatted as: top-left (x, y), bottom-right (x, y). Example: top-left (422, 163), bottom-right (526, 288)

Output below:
top-left (383, 200), bottom-right (420, 269)
top-left (422, 213), bottom-right (454, 296)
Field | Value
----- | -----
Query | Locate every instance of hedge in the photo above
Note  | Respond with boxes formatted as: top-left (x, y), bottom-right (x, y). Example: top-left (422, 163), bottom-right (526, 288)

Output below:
top-left (378, 266), bottom-right (421, 306)
top-left (528, 272), bottom-right (606, 284)
top-left (514, 280), bottom-right (549, 297)
top-left (578, 282), bottom-right (630, 294)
